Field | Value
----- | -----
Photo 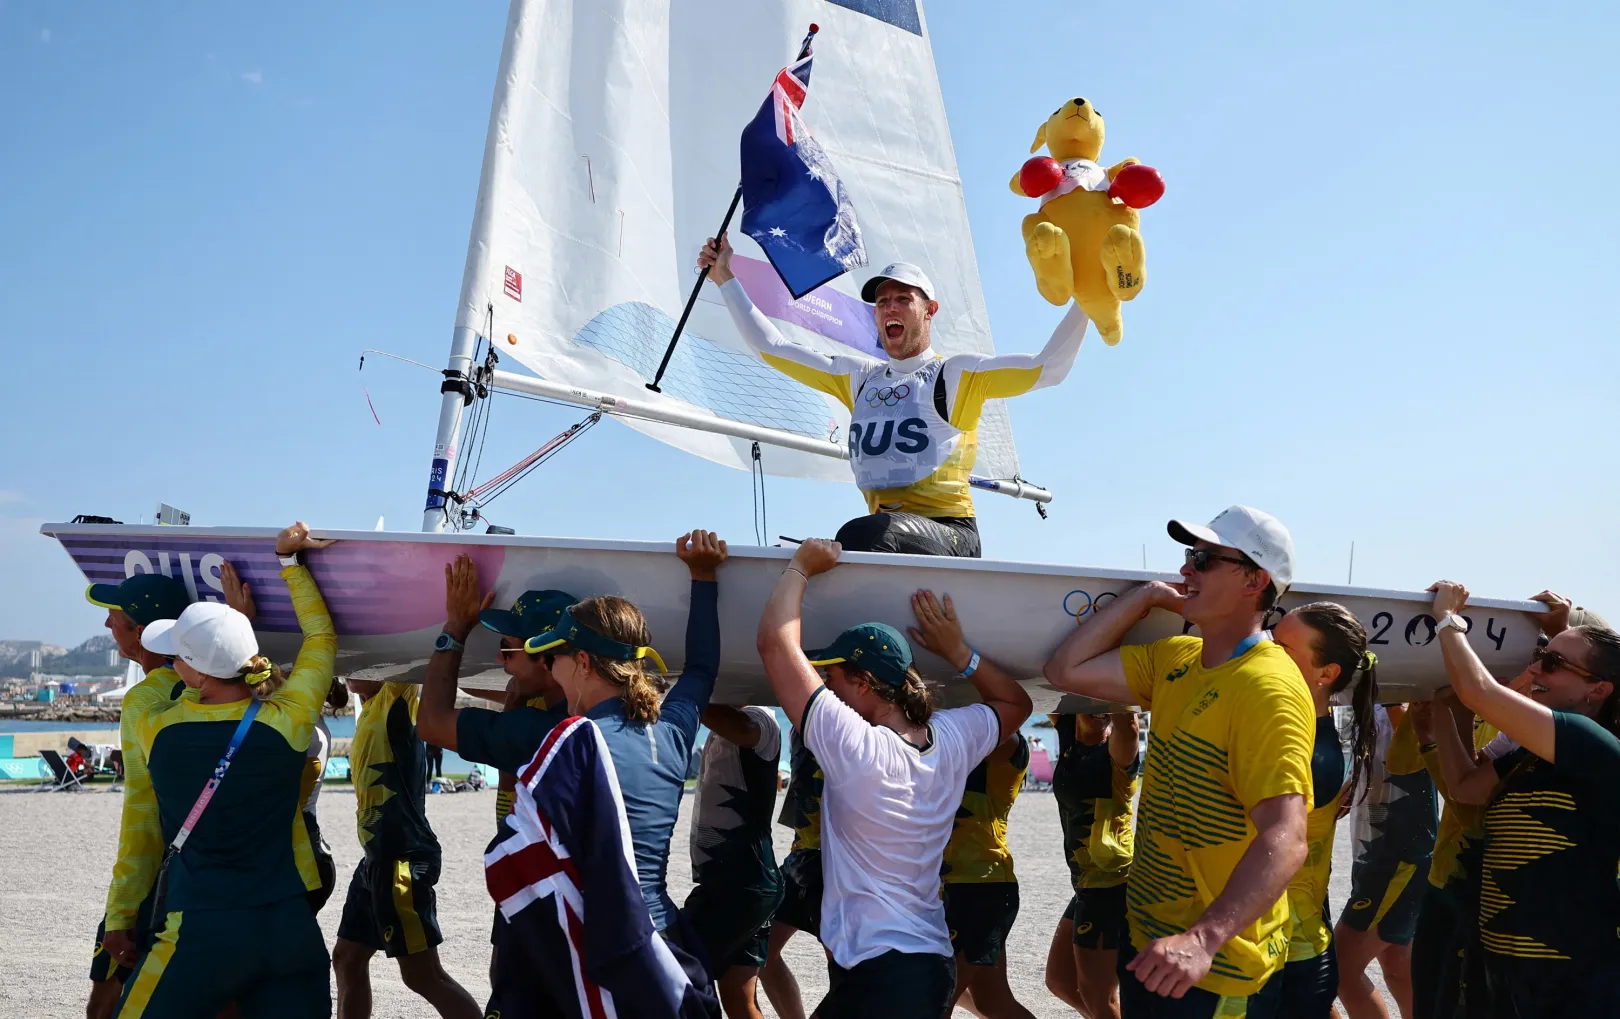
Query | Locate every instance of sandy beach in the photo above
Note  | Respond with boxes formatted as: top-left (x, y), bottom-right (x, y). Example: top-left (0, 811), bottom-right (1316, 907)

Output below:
top-left (0, 782), bottom-right (1390, 1018)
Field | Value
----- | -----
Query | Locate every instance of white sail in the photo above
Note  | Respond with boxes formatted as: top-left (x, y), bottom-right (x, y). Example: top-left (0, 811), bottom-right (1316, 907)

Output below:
top-left (452, 0), bottom-right (1021, 486)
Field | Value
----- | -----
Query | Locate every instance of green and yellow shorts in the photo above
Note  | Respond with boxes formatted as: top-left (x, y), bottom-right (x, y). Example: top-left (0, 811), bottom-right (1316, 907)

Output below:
top-left (336, 853), bottom-right (444, 958)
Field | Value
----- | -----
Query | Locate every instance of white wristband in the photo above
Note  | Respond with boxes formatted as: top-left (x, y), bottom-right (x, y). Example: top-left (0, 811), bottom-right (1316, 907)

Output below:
top-left (961, 650), bottom-right (981, 678)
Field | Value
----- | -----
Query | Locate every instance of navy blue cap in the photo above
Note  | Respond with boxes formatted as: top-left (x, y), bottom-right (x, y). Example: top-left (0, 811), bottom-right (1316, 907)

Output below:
top-left (479, 589), bottom-right (576, 641)
top-left (86, 574), bottom-right (191, 627)
top-left (806, 622), bottom-right (914, 687)
top-left (524, 605), bottom-right (668, 675)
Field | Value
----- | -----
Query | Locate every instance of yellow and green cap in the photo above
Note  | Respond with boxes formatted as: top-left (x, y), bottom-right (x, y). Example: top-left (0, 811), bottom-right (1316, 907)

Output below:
top-left (524, 605), bottom-right (668, 675)
top-left (86, 574), bottom-right (191, 627)
top-left (479, 589), bottom-right (576, 641)
top-left (806, 622), bottom-right (913, 687)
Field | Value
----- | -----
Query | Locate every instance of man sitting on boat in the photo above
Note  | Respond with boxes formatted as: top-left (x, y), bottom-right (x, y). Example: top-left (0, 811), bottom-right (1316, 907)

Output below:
top-left (700, 234), bottom-right (1087, 557)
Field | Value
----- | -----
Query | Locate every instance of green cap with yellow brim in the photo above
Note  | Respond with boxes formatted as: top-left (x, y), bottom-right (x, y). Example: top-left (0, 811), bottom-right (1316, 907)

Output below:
top-left (86, 574), bottom-right (191, 627)
top-left (523, 605), bottom-right (668, 675)
top-left (479, 589), bottom-right (577, 641)
top-left (805, 622), bottom-right (913, 688)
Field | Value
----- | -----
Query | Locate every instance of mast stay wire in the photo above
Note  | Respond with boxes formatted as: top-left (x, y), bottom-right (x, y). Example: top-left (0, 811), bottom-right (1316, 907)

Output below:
top-left (750, 441), bottom-right (767, 546)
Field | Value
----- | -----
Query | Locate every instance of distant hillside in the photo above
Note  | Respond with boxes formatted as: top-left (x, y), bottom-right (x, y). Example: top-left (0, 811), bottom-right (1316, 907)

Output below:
top-left (0, 635), bottom-right (123, 678)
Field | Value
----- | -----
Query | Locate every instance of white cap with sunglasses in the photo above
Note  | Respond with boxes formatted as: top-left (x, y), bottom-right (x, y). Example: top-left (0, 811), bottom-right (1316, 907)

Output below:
top-left (1168, 505), bottom-right (1295, 595)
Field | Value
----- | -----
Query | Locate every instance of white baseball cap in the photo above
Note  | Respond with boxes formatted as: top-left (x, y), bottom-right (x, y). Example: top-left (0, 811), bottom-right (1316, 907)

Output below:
top-left (141, 601), bottom-right (261, 679)
top-left (1168, 505), bottom-right (1295, 594)
top-left (861, 262), bottom-right (936, 303)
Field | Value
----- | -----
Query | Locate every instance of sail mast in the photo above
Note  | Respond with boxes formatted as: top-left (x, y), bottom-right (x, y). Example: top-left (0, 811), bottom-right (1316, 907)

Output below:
top-left (421, 0), bottom-right (528, 532)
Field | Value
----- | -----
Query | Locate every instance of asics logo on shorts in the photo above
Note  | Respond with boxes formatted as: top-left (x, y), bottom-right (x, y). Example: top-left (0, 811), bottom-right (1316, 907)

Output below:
top-left (865, 383), bottom-right (911, 408)
top-left (1352, 898), bottom-right (1372, 910)
top-left (1076, 922), bottom-right (1094, 934)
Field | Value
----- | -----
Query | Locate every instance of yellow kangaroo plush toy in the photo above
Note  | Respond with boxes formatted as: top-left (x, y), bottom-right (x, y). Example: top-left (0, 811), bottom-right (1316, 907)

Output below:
top-left (1009, 97), bottom-right (1152, 346)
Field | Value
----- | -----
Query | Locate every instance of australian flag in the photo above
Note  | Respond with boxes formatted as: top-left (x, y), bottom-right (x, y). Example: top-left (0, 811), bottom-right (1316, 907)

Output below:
top-left (739, 46), bottom-right (867, 299)
top-left (484, 716), bottom-right (719, 1019)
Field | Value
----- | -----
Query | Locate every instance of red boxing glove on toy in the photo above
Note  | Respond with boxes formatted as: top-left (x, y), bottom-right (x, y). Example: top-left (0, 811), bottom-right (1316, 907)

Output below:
top-left (1108, 163), bottom-right (1165, 209)
top-left (1019, 156), bottom-right (1065, 198)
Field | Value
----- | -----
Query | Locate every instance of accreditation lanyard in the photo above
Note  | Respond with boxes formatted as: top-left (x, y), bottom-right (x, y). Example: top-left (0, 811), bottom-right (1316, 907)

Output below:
top-left (1228, 632), bottom-right (1266, 663)
top-left (169, 699), bottom-right (262, 855)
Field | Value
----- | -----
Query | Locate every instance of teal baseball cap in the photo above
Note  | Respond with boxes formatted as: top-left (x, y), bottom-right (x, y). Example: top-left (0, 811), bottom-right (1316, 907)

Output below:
top-left (86, 574), bottom-right (191, 627)
top-left (479, 589), bottom-right (577, 642)
top-left (806, 622), bottom-right (914, 687)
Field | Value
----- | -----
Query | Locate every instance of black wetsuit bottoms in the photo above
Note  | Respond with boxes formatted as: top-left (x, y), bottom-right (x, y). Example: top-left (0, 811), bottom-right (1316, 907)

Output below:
top-left (834, 513), bottom-right (980, 557)
top-left (819, 950), bottom-right (955, 1019)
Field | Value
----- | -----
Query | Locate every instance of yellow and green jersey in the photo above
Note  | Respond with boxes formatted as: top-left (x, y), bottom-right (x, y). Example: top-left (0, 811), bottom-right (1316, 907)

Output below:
top-left (1120, 635), bottom-right (1316, 998)
top-left (102, 665), bottom-right (185, 931)
top-left (1052, 716), bottom-right (1140, 890)
top-left (721, 279), bottom-right (1085, 518)
top-left (1287, 714), bottom-right (1348, 962)
top-left (111, 565), bottom-right (334, 927)
top-left (351, 682), bottom-right (439, 862)
top-left (776, 724), bottom-right (823, 853)
top-left (942, 733), bottom-right (1029, 884)
top-left (1425, 718), bottom-right (1505, 893)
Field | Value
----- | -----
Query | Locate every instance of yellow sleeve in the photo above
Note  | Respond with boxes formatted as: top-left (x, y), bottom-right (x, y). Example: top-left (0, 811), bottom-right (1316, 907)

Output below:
top-left (269, 564), bottom-right (337, 753)
top-left (941, 305), bottom-right (1087, 430)
top-left (1228, 668), bottom-right (1317, 810)
top-left (1120, 636), bottom-right (1199, 710)
top-left (103, 686), bottom-right (166, 931)
top-left (719, 278), bottom-right (872, 410)
top-left (760, 353), bottom-right (857, 410)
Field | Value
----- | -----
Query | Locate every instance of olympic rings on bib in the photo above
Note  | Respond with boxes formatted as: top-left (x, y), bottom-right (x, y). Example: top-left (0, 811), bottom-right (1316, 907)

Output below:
top-left (865, 383), bottom-right (911, 408)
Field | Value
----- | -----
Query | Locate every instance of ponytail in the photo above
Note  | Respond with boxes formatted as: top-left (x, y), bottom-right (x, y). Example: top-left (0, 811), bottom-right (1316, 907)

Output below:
top-left (568, 596), bottom-right (663, 727)
top-left (850, 665), bottom-right (934, 727)
top-left (1293, 602), bottom-right (1379, 804)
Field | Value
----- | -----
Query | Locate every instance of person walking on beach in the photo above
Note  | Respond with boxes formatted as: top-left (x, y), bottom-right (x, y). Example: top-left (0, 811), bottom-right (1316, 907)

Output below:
top-left (84, 573), bottom-right (191, 1019)
top-left (1044, 506), bottom-right (1315, 1017)
top-left (1044, 710), bottom-right (1141, 1019)
top-left (756, 537), bottom-right (1033, 1017)
top-left (105, 522), bottom-right (337, 1018)
top-left (331, 675), bottom-right (480, 1019)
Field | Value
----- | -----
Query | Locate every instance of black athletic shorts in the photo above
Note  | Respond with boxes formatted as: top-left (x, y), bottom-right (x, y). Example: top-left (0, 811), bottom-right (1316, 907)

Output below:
top-left (683, 878), bottom-right (784, 973)
top-left (773, 849), bottom-right (823, 938)
top-left (944, 882), bottom-right (1019, 966)
top-left (1483, 959), bottom-right (1620, 1019)
top-left (834, 513), bottom-right (981, 558)
top-left (1066, 884), bottom-right (1128, 951)
top-left (1278, 942), bottom-right (1338, 1019)
top-left (1337, 857), bottom-right (1428, 945)
top-left (1117, 942), bottom-right (1284, 1018)
top-left (335, 854), bottom-right (444, 958)
top-left (821, 949), bottom-right (955, 1019)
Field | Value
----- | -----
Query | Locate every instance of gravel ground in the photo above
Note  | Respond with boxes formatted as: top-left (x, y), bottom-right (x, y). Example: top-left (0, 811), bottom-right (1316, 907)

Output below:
top-left (0, 782), bottom-right (1391, 1018)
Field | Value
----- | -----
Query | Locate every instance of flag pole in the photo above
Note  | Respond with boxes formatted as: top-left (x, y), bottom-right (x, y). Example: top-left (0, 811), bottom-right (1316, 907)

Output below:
top-left (646, 23), bottom-right (819, 394)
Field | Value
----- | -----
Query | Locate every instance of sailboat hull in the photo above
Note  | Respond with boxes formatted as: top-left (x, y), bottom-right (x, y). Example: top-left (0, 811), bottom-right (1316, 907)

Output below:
top-left (42, 524), bottom-right (1542, 708)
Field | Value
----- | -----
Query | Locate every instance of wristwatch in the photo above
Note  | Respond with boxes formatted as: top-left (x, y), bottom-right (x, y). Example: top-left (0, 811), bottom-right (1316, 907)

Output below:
top-left (1436, 614), bottom-right (1469, 636)
top-left (434, 632), bottom-right (466, 654)
top-left (277, 552), bottom-right (301, 568)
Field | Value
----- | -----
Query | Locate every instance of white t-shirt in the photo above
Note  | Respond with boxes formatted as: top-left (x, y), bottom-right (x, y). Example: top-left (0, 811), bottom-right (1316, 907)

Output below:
top-left (804, 688), bottom-right (1000, 966)
top-left (304, 716), bottom-right (331, 814)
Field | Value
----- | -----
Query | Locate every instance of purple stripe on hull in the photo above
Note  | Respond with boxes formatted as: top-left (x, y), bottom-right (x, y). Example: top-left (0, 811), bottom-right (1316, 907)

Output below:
top-left (60, 535), bottom-right (506, 635)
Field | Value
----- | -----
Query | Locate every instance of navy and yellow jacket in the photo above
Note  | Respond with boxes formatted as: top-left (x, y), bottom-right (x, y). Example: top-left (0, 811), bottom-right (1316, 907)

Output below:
top-left (109, 565), bottom-right (334, 927)
top-left (101, 665), bottom-right (185, 931)
top-left (351, 682), bottom-right (439, 861)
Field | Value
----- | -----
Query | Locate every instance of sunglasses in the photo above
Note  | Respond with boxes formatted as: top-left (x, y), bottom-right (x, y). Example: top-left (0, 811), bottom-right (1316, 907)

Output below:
top-left (1531, 646), bottom-right (1598, 681)
top-left (1184, 548), bottom-right (1253, 573)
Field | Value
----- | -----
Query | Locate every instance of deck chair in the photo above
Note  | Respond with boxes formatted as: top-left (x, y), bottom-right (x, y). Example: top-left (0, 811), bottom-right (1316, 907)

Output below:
top-left (36, 750), bottom-right (86, 792)
top-left (1023, 746), bottom-right (1055, 791)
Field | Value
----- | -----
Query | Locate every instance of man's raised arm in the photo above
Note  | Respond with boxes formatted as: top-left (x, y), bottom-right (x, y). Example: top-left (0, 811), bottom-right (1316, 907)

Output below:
top-left (1044, 581), bottom-right (1185, 705)
top-left (418, 554), bottom-right (493, 752)
top-left (908, 590), bottom-right (1031, 743)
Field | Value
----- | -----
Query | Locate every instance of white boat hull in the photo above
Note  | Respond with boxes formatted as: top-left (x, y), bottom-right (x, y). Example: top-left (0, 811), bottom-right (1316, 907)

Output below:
top-left (43, 524), bottom-right (1544, 709)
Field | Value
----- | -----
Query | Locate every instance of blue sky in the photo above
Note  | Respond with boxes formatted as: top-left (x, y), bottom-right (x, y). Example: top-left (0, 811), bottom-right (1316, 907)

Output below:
top-left (3, 1), bottom-right (1616, 646)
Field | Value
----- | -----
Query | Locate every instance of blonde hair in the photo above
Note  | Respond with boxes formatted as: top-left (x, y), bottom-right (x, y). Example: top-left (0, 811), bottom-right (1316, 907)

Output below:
top-left (240, 654), bottom-right (287, 698)
top-left (568, 596), bottom-right (662, 726)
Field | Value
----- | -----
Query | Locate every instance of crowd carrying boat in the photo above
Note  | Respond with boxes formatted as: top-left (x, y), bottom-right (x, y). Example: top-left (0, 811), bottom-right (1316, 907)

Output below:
top-left (43, 0), bottom-right (1542, 704)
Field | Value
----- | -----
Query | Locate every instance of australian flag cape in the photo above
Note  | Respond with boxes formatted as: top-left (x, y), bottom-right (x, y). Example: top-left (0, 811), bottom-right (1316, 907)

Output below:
top-left (739, 49), bottom-right (867, 299)
top-left (484, 715), bottom-right (719, 1019)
